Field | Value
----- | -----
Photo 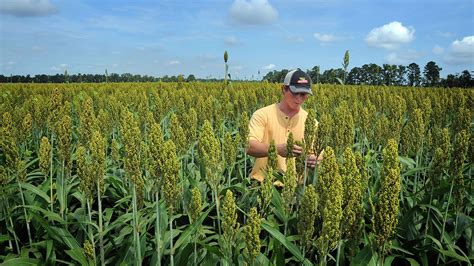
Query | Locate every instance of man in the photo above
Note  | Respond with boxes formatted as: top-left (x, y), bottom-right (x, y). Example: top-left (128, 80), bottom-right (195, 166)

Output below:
top-left (247, 68), bottom-right (322, 182)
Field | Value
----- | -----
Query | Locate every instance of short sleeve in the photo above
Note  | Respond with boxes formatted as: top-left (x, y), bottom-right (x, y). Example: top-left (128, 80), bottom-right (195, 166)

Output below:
top-left (248, 110), bottom-right (266, 142)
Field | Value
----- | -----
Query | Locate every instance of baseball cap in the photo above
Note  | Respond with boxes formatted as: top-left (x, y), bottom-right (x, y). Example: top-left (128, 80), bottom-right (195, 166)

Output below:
top-left (283, 69), bottom-right (312, 95)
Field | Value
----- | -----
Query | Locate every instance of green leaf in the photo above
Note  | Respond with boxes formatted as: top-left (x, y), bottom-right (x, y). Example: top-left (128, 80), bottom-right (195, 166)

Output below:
top-left (389, 242), bottom-right (414, 256)
top-left (256, 253), bottom-right (271, 264)
top-left (175, 243), bottom-right (195, 266)
top-left (21, 205), bottom-right (64, 224)
top-left (261, 220), bottom-right (312, 266)
top-left (46, 239), bottom-right (55, 264)
top-left (398, 156), bottom-right (415, 169)
top-left (351, 246), bottom-right (377, 266)
top-left (174, 207), bottom-right (212, 250)
top-left (0, 234), bottom-right (12, 243)
top-left (405, 258), bottom-right (420, 266)
top-left (383, 255), bottom-right (395, 266)
top-left (1, 257), bottom-right (41, 265)
top-left (65, 248), bottom-right (91, 266)
top-left (20, 183), bottom-right (50, 203)
top-left (435, 247), bottom-right (469, 262)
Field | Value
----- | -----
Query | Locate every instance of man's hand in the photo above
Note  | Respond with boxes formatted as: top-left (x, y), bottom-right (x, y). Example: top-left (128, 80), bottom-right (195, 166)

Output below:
top-left (277, 143), bottom-right (303, 158)
top-left (306, 152), bottom-right (324, 169)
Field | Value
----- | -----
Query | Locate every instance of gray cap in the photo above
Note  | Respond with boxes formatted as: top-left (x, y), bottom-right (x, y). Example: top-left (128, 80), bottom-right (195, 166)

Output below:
top-left (283, 69), bottom-right (312, 95)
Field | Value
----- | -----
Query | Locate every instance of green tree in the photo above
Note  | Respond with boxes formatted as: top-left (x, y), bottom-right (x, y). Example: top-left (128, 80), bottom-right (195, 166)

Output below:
top-left (347, 67), bottom-right (364, 85)
top-left (423, 61), bottom-right (442, 87)
top-left (407, 63), bottom-right (421, 86)
top-left (307, 66), bottom-right (320, 84)
top-left (459, 70), bottom-right (472, 88)
top-left (382, 64), bottom-right (397, 86)
top-left (186, 74), bottom-right (196, 82)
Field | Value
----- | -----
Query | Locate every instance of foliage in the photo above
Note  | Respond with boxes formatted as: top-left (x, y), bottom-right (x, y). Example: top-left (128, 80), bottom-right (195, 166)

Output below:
top-left (0, 82), bottom-right (472, 265)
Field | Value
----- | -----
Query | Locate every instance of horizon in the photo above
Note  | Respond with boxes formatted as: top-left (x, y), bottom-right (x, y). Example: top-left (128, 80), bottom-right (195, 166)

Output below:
top-left (1, 0), bottom-right (473, 79)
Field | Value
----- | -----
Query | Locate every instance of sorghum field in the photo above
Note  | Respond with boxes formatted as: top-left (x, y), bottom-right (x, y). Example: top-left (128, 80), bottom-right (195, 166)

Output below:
top-left (0, 82), bottom-right (472, 265)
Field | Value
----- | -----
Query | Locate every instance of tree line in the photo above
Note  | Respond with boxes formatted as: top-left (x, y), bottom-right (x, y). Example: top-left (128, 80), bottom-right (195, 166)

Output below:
top-left (1, 60), bottom-right (472, 88)
top-left (0, 71), bottom-right (202, 84)
top-left (263, 61), bottom-right (473, 88)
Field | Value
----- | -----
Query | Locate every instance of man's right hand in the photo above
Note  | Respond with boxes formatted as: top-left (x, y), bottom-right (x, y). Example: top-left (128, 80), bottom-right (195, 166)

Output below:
top-left (277, 143), bottom-right (303, 157)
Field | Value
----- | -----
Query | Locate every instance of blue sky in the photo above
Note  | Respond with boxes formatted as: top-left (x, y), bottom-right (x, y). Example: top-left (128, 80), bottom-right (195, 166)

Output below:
top-left (1, 0), bottom-right (473, 79)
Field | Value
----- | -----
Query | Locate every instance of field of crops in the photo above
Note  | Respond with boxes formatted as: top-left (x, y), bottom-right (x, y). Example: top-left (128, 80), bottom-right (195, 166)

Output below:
top-left (0, 82), bottom-right (472, 265)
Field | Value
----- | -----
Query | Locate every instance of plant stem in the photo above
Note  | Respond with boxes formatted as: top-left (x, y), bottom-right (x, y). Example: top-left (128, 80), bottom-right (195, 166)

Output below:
top-left (454, 210), bottom-right (459, 241)
top-left (50, 136), bottom-right (54, 212)
top-left (413, 150), bottom-right (420, 206)
top-left (61, 159), bottom-right (65, 220)
top-left (244, 153), bottom-right (247, 180)
top-left (155, 192), bottom-right (161, 266)
top-left (423, 192), bottom-right (433, 245)
top-left (97, 181), bottom-right (105, 266)
top-left (170, 215), bottom-right (174, 266)
top-left (5, 198), bottom-right (20, 253)
top-left (214, 189), bottom-right (222, 236)
top-left (194, 241), bottom-right (197, 266)
top-left (18, 180), bottom-right (32, 246)
top-left (336, 240), bottom-right (341, 266)
top-left (86, 199), bottom-right (97, 265)
top-left (132, 185), bottom-right (141, 266)
top-left (227, 165), bottom-right (232, 188)
top-left (302, 159), bottom-right (308, 195)
top-left (437, 176), bottom-right (455, 264)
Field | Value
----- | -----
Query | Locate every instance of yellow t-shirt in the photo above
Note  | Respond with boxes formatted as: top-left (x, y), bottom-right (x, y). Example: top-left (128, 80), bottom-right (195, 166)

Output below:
top-left (248, 103), bottom-right (315, 182)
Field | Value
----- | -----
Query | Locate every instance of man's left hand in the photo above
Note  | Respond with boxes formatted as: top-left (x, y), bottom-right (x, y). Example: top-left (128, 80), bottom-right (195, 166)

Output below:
top-left (306, 153), bottom-right (324, 168)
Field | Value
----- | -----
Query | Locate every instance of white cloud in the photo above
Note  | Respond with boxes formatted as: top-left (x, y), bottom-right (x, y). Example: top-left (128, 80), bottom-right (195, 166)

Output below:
top-left (385, 50), bottom-right (422, 64)
top-left (263, 64), bottom-right (275, 70)
top-left (168, 60), bottom-right (181, 65)
top-left (50, 63), bottom-right (68, 72)
top-left (432, 45), bottom-right (444, 55)
top-left (0, 0), bottom-right (57, 17)
top-left (225, 36), bottom-right (239, 46)
top-left (444, 36), bottom-right (474, 64)
top-left (229, 0), bottom-right (278, 25)
top-left (365, 21), bottom-right (415, 49)
top-left (451, 36), bottom-right (474, 55)
top-left (314, 33), bottom-right (336, 43)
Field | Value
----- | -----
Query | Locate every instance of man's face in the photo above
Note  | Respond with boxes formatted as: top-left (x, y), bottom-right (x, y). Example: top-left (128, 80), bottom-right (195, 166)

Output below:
top-left (283, 86), bottom-right (309, 110)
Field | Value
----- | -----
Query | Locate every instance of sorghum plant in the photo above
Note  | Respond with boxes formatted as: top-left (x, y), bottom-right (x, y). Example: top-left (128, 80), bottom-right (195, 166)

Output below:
top-left (374, 139), bottom-right (401, 255)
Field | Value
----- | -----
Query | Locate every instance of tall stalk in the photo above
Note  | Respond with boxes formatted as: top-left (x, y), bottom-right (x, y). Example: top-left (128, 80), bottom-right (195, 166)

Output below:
top-left (336, 240), bottom-right (342, 266)
top-left (5, 195), bottom-right (20, 253)
top-left (244, 153), bottom-right (247, 180)
top-left (302, 160), bottom-right (308, 194)
top-left (86, 199), bottom-right (96, 265)
top-left (97, 181), bottom-right (105, 266)
top-left (60, 159), bottom-right (65, 220)
top-left (169, 216), bottom-right (174, 266)
top-left (50, 136), bottom-right (54, 212)
top-left (17, 180), bottom-right (32, 246)
top-left (132, 185), bottom-right (141, 266)
top-left (214, 189), bottom-right (222, 236)
top-left (413, 150), bottom-right (420, 206)
top-left (437, 176), bottom-right (455, 264)
top-left (155, 192), bottom-right (162, 266)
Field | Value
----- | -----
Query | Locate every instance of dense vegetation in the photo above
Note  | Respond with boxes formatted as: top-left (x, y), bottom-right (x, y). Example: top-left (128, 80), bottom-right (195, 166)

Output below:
top-left (0, 82), bottom-right (472, 265)
top-left (1, 60), bottom-right (473, 88)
